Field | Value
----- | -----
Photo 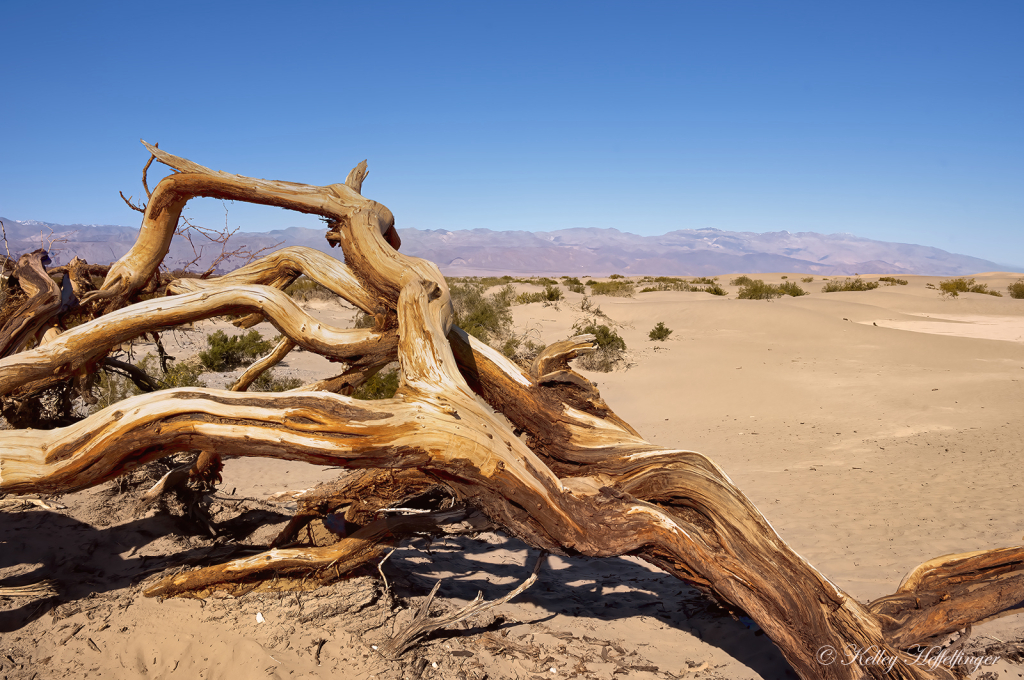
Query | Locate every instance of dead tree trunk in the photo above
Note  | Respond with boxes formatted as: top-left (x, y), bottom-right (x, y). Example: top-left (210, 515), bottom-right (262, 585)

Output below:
top-left (2, 142), bottom-right (1023, 680)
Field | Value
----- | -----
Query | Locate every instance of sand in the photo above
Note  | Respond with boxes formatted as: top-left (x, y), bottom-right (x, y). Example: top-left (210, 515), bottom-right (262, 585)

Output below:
top-left (2, 271), bottom-right (1023, 679)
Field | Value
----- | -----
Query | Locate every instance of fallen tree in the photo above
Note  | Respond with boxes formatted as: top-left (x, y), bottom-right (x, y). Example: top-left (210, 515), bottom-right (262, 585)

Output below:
top-left (2, 142), bottom-right (1023, 679)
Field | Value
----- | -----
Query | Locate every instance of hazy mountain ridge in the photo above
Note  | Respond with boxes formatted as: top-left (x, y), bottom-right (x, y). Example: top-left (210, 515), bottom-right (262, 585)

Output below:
top-left (0, 217), bottom-right (1013, 276)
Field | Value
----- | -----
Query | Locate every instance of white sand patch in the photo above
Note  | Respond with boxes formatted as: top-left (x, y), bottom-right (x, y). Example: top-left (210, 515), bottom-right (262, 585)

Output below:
top-left (865, 314), bottom-right (1024, 343)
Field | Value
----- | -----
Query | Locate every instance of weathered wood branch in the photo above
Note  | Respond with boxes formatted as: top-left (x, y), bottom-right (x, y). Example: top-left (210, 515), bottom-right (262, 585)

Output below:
top-left (2, 146), bottom-right (1019, 679)
top-left (869, 547), bottom-right (1024, 648)
top-left (144, 507), bottom-right (493, 599)
top-left (0, 250), bottom-right (75, 358)
top-left (230, 336), bottom-right (296, 392)
top-left (0, 285), bottom-right (396, 397)
top-left (380, 550), bottom-right (545, 659)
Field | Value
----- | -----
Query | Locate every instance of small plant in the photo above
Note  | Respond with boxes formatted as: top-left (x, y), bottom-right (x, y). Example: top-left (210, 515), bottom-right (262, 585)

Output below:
top-left (1008, 278), bottom-right (1024, 299)
top-left (937, 277), bottom-right (1002, 298)
top-left (781, 275), bottom-right (788, 279)
top-left (649, 322), bottom-right (673, 341)
top-left (500, 333), bottom-right (544, 369)
top-left (801, 276), bottom-right (814, 283)
top-left (251, 369), bottom-right (304, 392)
top-left (730, 275), bottom-right (754, 286)
top-left (285, 276), bottom-right (337, 302)
top-left (878, 276), bottom-right (908, 286)
top-left (821, 278), bottom-right (880, 293)
top-left (572, 322), bottom-right (627, 372)
top-left (353, 364), bottom-right (400, 400)
top-left (589, 280), bottom-right (636, 297)
top-left (353, 311), bottom-right (376, 329)
top-left (608, 273), bottom-right (625, 279)
top-left (689, 276), bottom-right (719, 285)
top-left (561, 276), bottom-right (585, 294)
top-left (449, 281), bottom-right (514, 343)
top-left (199, 330), bottom-right (275, 371)
top-left (737, 279), bottom-right (782, 300)
top-left (515, 284), bottom-right (562, 304)
top-left (777, 281), bottom-right (807, 297)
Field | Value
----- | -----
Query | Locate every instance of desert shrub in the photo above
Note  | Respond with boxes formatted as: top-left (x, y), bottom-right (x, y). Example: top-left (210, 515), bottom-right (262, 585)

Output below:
top-left (689, 276), bottom-right (719, 285)
top-left (608, 274), bottom-right (625, 279)
top-left (777, 281), bottom-right (807, 297)
top-left (737, 279), bottom-right (783, 300)
top-left (640, 279), bottom-right (726, 295)
top-left (353, 311), bottom-right (376, 329)
top-left (162, 360), bottom-right (207, 388)
top-left (251, 370), bottom-right (304, 392)
top-left (801, 276), bottom-right (814, 283)
top-left (500, 334), bottom-right (545, 369)
top-left (821, 278), bottom-right (880, 293)
top-left (878, 276), bottom-right (908, 286)
top-left (572, 322), bottom-right (627, 372)
top-left (561, 276), bottom-right (585, 294)
top-left (649, 322), bottom-right (672, 341)
top-left (730, 275), bottom-right (753, 286)
top-left (589, 280), bottom-right (635, 297)
top-left (353, 364), bottom-right (400, 400)
top-left (1008, 278), bottom-right (1024, 299)
top-left (448, 281), bottom-right (514, 343)
top-left (285, 276), bottom-right (337, 302)
top-left (93, 369), bottom-right (139, 411)
top-left (938, 277), bottom-right (1002, 298)
top-left (704, 283), bottom-right (727, 296)
top-left (515, 291), bottom-right (544, 304)
top-left (781, 275), bottom-right (788, 279)
top-left (199, 330), bottom-right (275, 372)
top-left (515, 285), bottom-right (562, 305)
top-left (93, 355), bottom-right (206, 411)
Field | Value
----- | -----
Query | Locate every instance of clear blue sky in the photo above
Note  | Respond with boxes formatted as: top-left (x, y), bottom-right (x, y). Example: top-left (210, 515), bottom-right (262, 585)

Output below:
top-left (2, 1), bottom-right (1022, 267)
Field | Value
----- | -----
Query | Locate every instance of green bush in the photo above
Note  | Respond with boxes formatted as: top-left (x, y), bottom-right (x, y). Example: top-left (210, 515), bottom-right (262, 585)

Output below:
top-left (162, 360), bottom-right (207, 388)
top-left (561, 277), bottom-right (585, 294)
top-left (878, 276), bottom-right (908, 286)
top-left (353, 311), bottom-right (376, 329)
top-left (608, 273), bottom-right (625, 279)
top-left (649, 322), bottom-right (673, 341)
top-left (572, 322), bottom-right (627, 372)
top-left (500, 334), bottom-right (544, 369)
top-left (801, 276), bottom-right (814, 283)
top-left (199, 330), bottom-right (275, 371)
top-left (285, 276), bottom-right (338, 302)
top-left (1008, 278), bottom-right (1024, 299)
top-left (515, 284), bottom-right (563, 305)
top-left (781, 275), bottom-right (788, 279)
top-left (777, 281), bottom-right (807, 297)
top-left (92, 355), bottom-right (206, 411)
top-left (730, 275), bottom-right (754, 286)
top-left (639, 280), bottom-right (726, 295)
top-left (353, 365), bottom-right (400, 400)
top-left (449, 281), bottom-right (514, 343)
top-left (821, 278), bottom-right (880, 293)
top-left (938, 277), bottom-right (1002, 298)
top-left (251, 370), bottom-right (304, 392)
top-left (589, 280), bottom-right (635, 297)
top-left (737, 279), bottom-right (783, 300)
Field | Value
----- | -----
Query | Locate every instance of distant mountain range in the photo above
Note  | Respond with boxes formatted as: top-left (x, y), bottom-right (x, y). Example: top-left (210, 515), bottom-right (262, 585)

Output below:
top-left (1, 217), bottom-right (1017, 277)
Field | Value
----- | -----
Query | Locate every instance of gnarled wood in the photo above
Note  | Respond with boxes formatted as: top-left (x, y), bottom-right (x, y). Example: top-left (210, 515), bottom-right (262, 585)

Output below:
top-left (1, 144), bottom-right (1019, 679)
top-left (0, 250), bottom-right (75, 357)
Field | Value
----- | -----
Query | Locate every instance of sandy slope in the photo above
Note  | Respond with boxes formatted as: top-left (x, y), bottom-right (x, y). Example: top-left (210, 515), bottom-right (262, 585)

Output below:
top-left (2, 272), bottom-right (1023, 679)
